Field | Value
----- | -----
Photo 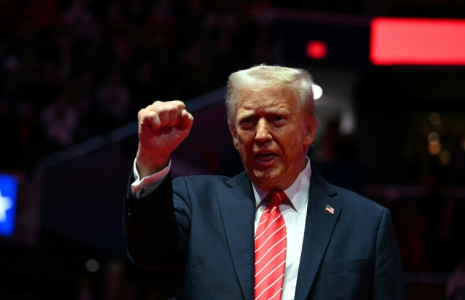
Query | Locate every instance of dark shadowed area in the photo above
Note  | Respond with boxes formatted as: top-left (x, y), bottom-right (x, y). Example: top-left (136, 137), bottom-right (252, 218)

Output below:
top-left (1, 0), bottom-right (465, 299)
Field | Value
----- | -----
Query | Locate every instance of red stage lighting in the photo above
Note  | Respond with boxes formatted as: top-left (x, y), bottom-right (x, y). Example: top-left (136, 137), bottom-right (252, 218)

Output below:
top-left (370, 17), bottom-right (465, 65)
top-left (307, 40), bottom-right (327, 60)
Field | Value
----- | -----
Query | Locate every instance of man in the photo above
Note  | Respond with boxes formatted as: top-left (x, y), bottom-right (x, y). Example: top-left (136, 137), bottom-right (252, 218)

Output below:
top-left (123, 65), bottom-right (407, 300)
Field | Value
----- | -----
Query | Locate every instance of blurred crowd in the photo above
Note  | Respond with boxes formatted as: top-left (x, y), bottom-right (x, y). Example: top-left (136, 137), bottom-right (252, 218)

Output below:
top-left (0, 0), bottom-right (275, 171)
top-left (2, 1), bottom-right (465, 299)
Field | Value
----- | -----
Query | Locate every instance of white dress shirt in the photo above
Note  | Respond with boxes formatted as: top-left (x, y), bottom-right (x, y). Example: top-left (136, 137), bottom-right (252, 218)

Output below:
top-left (252, 159), bottom-right (310, 300)
top-left (131, 158), bottom-right (311, 300)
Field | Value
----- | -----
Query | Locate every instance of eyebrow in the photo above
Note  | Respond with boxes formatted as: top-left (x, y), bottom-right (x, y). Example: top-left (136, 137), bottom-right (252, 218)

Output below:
top-left (236, 111), bottom-right (255, 120)
top-left (237, 106), bottom-right (290, 118)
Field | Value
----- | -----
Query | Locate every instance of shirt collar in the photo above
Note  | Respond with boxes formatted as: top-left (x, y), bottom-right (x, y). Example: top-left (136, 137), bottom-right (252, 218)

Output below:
top-left (252, 157), bottom-right (311, 214)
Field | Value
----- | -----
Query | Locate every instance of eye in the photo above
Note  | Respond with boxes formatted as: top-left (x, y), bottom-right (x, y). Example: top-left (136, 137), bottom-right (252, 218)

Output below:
top-left (272, 115), bottom-right (286, 126)
top-left (239, 117), bottom-right (255, 129)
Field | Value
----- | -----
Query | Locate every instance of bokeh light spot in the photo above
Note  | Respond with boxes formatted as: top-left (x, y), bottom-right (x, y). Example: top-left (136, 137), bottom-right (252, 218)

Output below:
top-left (439, 151), bottom-right (450, 165)
top-left (85, 259), bottom-right (100, 273)
top-left (427, 132), bottom-right (439, 142)
top-left (312, 84), bottom-right (323, 100)
top-left (306, 40), bottom-right (327, 60)
top-left (428, 141), bottom-right (441, 155)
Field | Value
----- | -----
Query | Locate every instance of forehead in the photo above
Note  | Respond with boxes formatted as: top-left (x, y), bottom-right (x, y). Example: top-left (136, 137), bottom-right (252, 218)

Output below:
top-left (235, 86), bottom-right (299, 113)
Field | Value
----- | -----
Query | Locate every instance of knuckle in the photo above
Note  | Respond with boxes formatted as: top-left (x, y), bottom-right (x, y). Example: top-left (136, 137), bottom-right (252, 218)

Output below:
top-left (138, 108), bottom-right (147, 119)
top-left (173, 100), bottom-right (185, 109)
top-left (147, 101), bottom-right (162, 110)
top-left (167, 105), bottom-right (178, 114)
top-left (157, 108), bottom-right (167, 117)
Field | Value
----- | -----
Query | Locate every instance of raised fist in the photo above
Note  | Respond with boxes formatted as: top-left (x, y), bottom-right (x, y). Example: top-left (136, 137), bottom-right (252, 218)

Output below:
top-left (136, 100), bottom-right (193, 178)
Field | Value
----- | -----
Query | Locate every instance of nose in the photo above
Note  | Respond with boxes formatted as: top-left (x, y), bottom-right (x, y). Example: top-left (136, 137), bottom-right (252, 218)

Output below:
top-left (255, 118), bottom-right (272, 142)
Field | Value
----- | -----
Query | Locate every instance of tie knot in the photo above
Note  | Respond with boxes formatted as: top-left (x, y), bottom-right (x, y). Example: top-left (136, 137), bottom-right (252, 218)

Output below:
top-left (266, 189), bottom-right (287, 207)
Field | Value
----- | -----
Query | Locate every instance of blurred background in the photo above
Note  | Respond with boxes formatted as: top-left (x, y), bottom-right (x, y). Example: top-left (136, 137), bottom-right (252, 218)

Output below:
top-left (1, 0), bottom-right (465, 299)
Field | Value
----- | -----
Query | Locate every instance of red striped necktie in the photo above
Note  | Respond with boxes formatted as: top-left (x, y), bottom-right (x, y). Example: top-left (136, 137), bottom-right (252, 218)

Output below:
top-left (254, 189), bottom-right (287, 300)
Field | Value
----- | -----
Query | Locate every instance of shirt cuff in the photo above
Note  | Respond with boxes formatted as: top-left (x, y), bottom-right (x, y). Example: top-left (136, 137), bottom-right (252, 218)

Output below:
top-left (130, 159), bottom-right (171, 198)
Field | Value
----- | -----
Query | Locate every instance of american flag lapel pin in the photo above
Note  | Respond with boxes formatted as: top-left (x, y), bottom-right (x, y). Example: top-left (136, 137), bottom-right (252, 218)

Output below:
top-left (325, 204), bottom-right (335, 215)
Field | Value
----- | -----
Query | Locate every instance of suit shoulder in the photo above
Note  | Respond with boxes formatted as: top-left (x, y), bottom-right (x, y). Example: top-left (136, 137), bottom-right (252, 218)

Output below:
top-left (315, 174), bottom-right (386, 214)
top-left (331, 184), bottom-right (388, 216)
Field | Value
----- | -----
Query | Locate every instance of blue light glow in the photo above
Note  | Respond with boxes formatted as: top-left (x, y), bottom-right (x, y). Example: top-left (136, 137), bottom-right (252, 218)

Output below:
top-left (0, 174), bottom-right (18, 237)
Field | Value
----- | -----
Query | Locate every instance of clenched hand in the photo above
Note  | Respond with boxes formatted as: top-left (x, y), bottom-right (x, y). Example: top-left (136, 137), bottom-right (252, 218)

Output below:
top-left (136, 100), bottom-right (194, 178)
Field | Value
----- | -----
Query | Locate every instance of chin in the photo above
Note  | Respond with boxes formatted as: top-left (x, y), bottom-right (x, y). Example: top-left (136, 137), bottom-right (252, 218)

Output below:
top-left (251, 171), bottom-right (282, 188)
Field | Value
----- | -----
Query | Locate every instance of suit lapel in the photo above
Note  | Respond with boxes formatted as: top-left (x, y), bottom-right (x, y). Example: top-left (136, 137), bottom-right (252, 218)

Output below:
top-left (217, 172), bottom-right (256, 300)
top-left (294, 173), bottom-right (343, 300)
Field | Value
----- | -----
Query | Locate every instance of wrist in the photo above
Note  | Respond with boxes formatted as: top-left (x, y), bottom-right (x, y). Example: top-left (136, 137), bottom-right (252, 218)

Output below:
top-left (136, 148), bottom-right (169, 178)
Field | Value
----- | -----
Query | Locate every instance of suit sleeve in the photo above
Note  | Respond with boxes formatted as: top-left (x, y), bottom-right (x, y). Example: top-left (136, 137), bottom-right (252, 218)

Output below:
top-left (123, 171), bottom-right (191, 272)
top-left (371, 208), bottom-right (408, 300)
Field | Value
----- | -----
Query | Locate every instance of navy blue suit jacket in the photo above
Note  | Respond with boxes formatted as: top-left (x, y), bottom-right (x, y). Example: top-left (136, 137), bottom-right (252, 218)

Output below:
top-left (123, 171), bottom-right (407, 300)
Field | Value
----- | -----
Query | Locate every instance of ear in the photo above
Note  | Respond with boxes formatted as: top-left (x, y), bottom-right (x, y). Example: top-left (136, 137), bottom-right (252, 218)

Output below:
top-left (229, 122), bottom-right (239, 150)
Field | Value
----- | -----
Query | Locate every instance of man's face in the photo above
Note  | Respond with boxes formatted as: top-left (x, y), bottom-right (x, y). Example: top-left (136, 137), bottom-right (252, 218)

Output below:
top-left (230, 86), bottom-right (316, 191)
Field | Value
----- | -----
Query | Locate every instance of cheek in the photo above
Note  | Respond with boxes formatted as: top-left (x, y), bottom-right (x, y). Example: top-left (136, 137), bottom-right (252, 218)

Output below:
top-left (281, 133), bottom-right (304, 157)
top-left (236, 136), bottom-right (254, 159)
top-left (236, 131), bottom-right (253, 145)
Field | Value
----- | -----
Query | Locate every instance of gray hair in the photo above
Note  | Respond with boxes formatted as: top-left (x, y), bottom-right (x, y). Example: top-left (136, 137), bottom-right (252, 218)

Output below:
top-left (225, 64), bottom-right (316, 125)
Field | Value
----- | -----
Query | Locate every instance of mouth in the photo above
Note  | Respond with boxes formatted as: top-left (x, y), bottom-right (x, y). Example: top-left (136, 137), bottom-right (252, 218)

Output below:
top-left (255, 151), bottom-right (278, 162)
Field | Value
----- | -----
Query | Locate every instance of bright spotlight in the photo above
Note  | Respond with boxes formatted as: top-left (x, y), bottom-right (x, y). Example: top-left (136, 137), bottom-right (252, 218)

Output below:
top-left (312, 84), bottom-right (323, 100)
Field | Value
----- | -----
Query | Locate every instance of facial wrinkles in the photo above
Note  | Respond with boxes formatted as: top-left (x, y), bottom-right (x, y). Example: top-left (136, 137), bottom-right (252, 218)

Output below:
top-left (236, 94), bottom-right (296, 144)
top-left (232, 86), bottom-right (311, 190)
